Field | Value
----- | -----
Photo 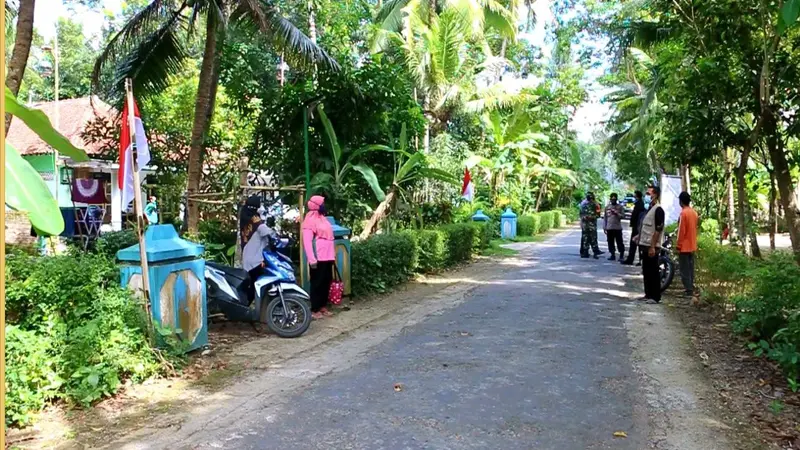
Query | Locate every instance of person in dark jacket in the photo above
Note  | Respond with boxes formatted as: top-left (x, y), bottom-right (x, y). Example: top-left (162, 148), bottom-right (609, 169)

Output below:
top-left (621, 190), bottom-right (645, 266)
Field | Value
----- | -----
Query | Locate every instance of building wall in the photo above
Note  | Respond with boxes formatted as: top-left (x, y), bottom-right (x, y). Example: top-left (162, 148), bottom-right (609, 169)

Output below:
top-left (5, 211), bottom-right (35, 246)
top-left (24, 154), bottom-right (58, 202)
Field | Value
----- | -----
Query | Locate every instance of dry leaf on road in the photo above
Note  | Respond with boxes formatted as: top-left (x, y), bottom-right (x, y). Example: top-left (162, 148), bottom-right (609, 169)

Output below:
top-left (613, 431), bottom-right (628, 438)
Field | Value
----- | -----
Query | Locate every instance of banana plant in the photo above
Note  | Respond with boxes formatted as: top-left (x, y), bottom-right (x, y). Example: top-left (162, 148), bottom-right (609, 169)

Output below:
top-left (359, 123), bottom-right (459, 240)
top-left (314, 105), bottom-right (391, 207)
top-left (5, 87), bottom-right (88, 235)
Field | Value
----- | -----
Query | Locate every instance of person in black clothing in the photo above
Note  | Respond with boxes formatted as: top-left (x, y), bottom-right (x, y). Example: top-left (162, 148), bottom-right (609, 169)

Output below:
top-left (620, 190), bottom-right (645, 266)
top-left (636, 185), bottom-right (665, 304)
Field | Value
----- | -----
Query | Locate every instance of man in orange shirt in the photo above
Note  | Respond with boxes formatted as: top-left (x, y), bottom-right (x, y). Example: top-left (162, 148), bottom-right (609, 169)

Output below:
top-left (676, 192), bottom-right (698, 297)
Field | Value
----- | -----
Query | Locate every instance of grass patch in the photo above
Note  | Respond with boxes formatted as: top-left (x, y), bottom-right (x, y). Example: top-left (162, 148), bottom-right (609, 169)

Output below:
top-left (483, 235), bottom-right (546, 257)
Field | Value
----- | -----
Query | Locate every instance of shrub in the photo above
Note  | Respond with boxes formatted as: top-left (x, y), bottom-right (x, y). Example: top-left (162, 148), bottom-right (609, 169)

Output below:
top-left (95, 230), bottom-right (139, 259)
top-left (414, 229), bottom-right (448, 273)
top-left (351, 232), bottom-right (418, 295)
top-left (518, 215), bottom-right (541, 236)
top-left (441, 223), bottom-right (477, 264)
top-left (695, 236), bottom-right (753, 303)
top-left (700, 218), bottom-right (719, 239)
top-left (544, 211), bottom-right (561, 229)
top-left (560, 207), bottom-right (579, 223)
top-left (470, 221), bottom-right (493, 251)
top-left (4, 254), bottom-right (178, 426)
top-left (538, 213), bottom-right (552, 234)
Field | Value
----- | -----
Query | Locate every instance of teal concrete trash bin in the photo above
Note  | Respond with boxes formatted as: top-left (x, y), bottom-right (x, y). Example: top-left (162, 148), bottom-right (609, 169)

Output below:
top-left (471, 210), bottom-right (490, 222)
top-left (118, 225), bottom-right (208, 352)
top-left (301, 217), bottom-right (353, 297)
top-left (501, 207), bottom-right (517, 240)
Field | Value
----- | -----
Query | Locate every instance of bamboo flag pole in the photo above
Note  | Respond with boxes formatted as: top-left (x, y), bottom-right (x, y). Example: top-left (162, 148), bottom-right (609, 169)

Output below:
top-left (125, 79), bottom-right (153, 321)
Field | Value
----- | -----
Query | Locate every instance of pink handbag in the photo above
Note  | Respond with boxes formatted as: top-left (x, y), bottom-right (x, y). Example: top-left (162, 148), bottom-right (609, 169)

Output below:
top-left (329, 263), bottom-right (344, 305)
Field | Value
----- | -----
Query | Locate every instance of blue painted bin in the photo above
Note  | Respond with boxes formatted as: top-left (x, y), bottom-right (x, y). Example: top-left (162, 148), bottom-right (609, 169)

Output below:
top-left (471, 210), bottom-right (490, 222)
top-left (117, 225), bottom-right (208, 352)
top-left (301, 217), bottom-right (352, 296)
top-left (501, 207), bottom-right (517, 240)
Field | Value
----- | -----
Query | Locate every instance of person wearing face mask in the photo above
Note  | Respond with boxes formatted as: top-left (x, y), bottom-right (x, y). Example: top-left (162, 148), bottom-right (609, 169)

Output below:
top-left (635, 185), bottom-right (665, 304)
top-left (240, 195), bottom-right (279, 280)
top-left (621, 190), bottom-right (645, 266)
top-left (579, 192), bottom-right (604, 259)
top-left (302, 195), bottom-right (336, 319)
top-left (604, 193), bottom-right (625, 261)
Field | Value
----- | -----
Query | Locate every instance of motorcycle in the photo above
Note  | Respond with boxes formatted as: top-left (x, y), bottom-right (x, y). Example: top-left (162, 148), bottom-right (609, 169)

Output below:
top-left (204, 237), bottom-right (312, 338)
top-left (659, 233), bottom-right (676, 292)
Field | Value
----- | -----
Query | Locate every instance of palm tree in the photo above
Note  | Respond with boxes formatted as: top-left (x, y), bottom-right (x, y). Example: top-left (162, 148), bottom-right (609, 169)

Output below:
top-left (92, 0), bottom-right (339, 232)
top-left (5, 0), bottom-right (36, 134)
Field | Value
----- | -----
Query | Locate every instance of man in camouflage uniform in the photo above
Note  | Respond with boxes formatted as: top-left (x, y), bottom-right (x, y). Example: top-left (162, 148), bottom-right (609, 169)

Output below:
top-left (580, 192), bottom-right (603, 259)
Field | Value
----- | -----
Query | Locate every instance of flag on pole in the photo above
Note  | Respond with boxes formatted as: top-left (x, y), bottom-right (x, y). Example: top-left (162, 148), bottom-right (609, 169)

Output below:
top-left (119, 99), bottom-right (151, 210)
top-left (461, 167), bottom-right (474, 202)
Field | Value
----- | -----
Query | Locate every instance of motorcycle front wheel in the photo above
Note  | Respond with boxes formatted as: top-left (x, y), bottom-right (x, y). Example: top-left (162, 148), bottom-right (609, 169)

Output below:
top-left (659, 254), bottom-right (675, 292)
top-left (262, 292), bottom-right (312, 338)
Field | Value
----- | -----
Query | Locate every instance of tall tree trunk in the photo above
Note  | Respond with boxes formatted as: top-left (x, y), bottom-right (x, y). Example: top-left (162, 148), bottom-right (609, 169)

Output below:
top-left (234, 156), bottom-right (249, 268)
top-left (767, 133), bottom-right (800, 263)
top-left (736, 145), bottom-right (751, 255)
top-left (187, 16), bottom-right (224, 232)
top-left (360, 189), bottom-right (396, 240)
top-left (307, 0), bottom-right (318, 84)
top-left (680, 164), bottom-right (691, 193)
top-left (724, 148), bottom-right (736, 240)
top-left (534, 174), bottom-right (548, 212)
top-left (769, 169), bottom-right (777, 250)
top-left (5, 0), bottom-right (35, 133)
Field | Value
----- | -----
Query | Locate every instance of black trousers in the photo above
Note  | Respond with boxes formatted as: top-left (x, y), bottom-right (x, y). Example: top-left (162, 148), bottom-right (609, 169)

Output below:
top-left (623, 235), bottom-right (640, 264)
top-left (640, 245), bottom-right (661, 302)
top-left (606, 229), bottom-right (624, 256)
top-left (310, 261), bottom-right (334, 312)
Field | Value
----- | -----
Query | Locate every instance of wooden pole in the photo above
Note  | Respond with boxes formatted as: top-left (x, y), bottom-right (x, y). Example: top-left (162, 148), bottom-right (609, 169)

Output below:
top-left (1, 3), bottom-right (7, 436)
top-left (125, 79), bottom-right (153, 321)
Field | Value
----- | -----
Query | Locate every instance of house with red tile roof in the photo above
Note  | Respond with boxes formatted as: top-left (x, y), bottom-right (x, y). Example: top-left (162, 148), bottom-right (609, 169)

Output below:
top-left (7, 96), bottom-right (154, 234)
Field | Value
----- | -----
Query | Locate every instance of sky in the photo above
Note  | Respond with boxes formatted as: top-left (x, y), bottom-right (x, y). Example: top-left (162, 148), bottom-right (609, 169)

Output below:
top-left (33, 0), bottom-right (611, 142)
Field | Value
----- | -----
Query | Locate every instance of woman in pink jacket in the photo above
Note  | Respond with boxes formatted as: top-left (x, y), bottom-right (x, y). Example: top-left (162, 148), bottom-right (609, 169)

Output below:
top-left (302, 195), bottom-right (336, 319)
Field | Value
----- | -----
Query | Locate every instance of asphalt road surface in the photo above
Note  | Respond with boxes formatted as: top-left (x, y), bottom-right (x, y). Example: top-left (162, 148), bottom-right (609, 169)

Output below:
top-left (215, 227), bottom-right (648, 450)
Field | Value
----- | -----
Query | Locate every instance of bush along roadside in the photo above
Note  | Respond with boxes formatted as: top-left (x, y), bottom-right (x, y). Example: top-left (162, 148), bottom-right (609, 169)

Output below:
top-left (350, 211), bottom-right (568, 297)
top-left (351, 221), bottom-right (493, 296)
top-left (4, 253), bottom-right (184, 426)
top-left (695, 237), bottom-right (800, 392)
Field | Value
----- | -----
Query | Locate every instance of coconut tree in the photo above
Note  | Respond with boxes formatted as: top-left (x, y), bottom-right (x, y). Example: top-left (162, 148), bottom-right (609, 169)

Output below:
top-left (5, 0), bottom-right (36, 133)
top-left (92, 0), bottom-right (339, 232)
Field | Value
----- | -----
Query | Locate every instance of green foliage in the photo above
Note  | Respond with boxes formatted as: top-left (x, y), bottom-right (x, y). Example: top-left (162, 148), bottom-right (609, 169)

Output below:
top-left (351, 232), bottom-right (419, 295)
top-left (413, 229), bottom-right (449, 273)
top-left (185, 221), bottom-right (238, 264)
top-left (518, 214), bottom-right (541, 236)
top-left (95, 230), bottom-right (139, 259)
top-left (700, 218), bottom-right (720, 239)
top-left (538, 212), bottom-right (553, 234)
top-left (441, 223), bottom-right (478, 265)
top-left (470, 222), bottom-right (493, 252)
top-left (695, 236), bottom-right (753, 303)
top-left (4, 254), bottom-right (179, 425)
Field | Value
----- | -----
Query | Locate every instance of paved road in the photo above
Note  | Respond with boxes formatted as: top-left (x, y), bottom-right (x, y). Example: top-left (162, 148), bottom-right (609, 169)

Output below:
top-left (210, 227), bottom-right (648, 450)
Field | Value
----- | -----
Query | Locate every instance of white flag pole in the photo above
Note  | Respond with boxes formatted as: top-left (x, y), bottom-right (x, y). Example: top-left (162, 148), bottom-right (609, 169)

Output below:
top-left (125, 79), bottom-right (153, 323)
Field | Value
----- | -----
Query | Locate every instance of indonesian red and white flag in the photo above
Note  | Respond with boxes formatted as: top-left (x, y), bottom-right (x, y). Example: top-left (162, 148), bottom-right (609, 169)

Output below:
top-left (119, 99), bottom-right (150, 210)
top-left (461, 167), bottom-right (474, 202)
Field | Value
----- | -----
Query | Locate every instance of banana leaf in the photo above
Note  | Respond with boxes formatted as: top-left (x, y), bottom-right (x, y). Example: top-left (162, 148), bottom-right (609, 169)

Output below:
top-left (6, 142), bottom-right (65, 236)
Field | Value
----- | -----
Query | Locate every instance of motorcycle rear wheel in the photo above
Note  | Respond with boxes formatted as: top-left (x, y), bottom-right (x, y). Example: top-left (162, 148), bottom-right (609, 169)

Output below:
top-left (262, 292), bottom-right (312, 338)
top-left (659, 255), bottom-right (675, 292)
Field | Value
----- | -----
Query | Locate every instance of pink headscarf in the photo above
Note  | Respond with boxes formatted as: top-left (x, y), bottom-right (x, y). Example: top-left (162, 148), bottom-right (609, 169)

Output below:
top-left (302, 195), bottom-right (334, 241)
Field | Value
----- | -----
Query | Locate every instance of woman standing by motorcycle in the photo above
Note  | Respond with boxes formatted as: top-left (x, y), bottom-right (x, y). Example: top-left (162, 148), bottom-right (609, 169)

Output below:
top-left (240, 195), bottom-right (278, 280)
top-left (302, 195), bottom-right (336, 320)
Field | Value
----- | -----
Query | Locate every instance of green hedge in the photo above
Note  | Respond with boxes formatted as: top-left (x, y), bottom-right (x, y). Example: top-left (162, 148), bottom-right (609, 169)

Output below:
top-left (4, 254), bottom-right (181, 426)
top-left (518, 215), bottom-right (540, 236)
top-left (414, 229), bottom-right (449, 273)
top-left (351, 232), bottom-right (418, 296)
top-left (351, 221), bottom-right (493, 296)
